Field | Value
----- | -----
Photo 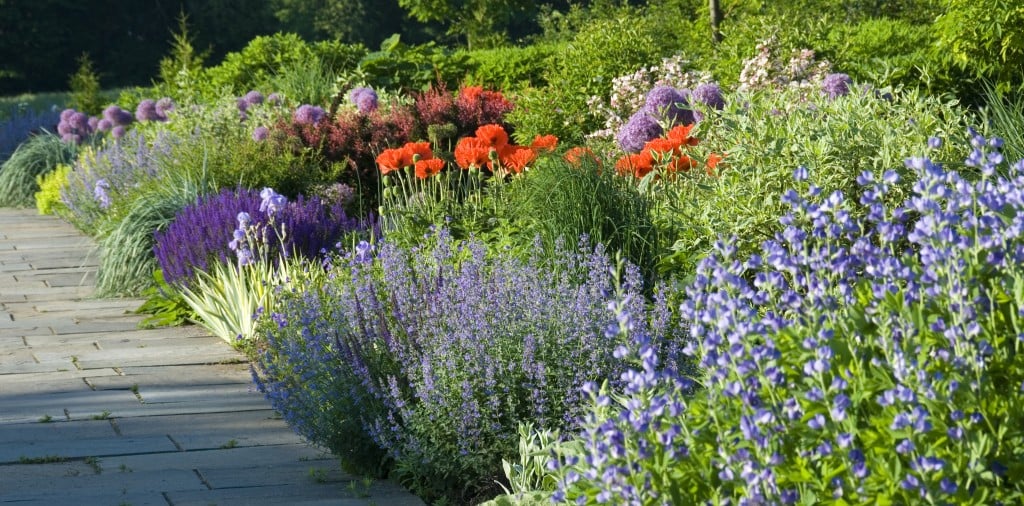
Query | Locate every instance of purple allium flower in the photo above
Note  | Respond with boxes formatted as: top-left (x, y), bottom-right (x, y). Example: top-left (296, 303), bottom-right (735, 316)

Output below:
top-left (236, 97), bottom-right (250, 113)
top-left (244, 90), bottom-right (264, 106)
top-left (267, 93), bottom-right (282, 106)
top-left (293, 104), bottom-right (326, 125)
top-left (691, 82), bottom-right (725, 110)
top-left (822, 73), bottom-right (853, 99)
top-left (69, 112), bottom-right (90, 131)
top-left (616, 109), bottom-right (663, 153)
top-left (111, 126), bottom-right (126, 139)
top-left (135, 99), bottom-right (160, 122)
top-left (102, 105), bottom-right (134, 126)
top-left (96, 119), bottom-right (112, 132)
top-left (349, 87), bottom-right (379, 114)
top-left (60, 108), bottom-right (75, 122)
top-left (252, 126), bottom-right (269, 142)
top-left (155, 97), bottom-right (175, 118)
top-left (643, 85), bottom-right (693, 126)
top-left (87, 116), bottom-right (99, 131)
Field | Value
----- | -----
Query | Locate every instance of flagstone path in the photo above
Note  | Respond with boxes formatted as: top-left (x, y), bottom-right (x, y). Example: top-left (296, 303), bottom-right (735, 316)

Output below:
top-left (0, 208), bottom-right (423, 506)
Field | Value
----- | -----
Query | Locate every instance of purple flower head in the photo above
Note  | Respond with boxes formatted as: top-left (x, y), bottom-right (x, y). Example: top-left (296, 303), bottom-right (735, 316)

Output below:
top-left (349, 87), bottom-right (379, 114)
top-left (155, 97), bottom-right (175, 118)
top-left (616, 109), bottom-right (663, 153)
top-left (293, 104), bottom-right (326, 125)
top-left (60, 108), bottom-right (76, 122)
top-left (643, 85), bottom-right (693, 126)
top-left (252, 126), bottom-right (269, 142)
top-left (822, 73), bottom-right (853, 99)
top-left (244, 90), bottom-right (264, 106)
top-left (96, 118), bottom-right (113, 132)
top-left (691, 82), bottom-right (725, 110)
top-left (236, 97), bottom-right (250, 113)
top-left (102, 105), bottom-right (134, 126)
top-left (111, 126), bottom-right (126, 139)
top-left (267, 93), bottom-right (282, 106)
top-left (259, 187), bottom-right (288, 215)
top-left (93, 179), bottom-right (111, 209)
top-left (69, 112), bottom-right (90, 132)
top-left (135, 99), bottom-right (160, 122)
top-left (87, 116), bottom-right (99, 131)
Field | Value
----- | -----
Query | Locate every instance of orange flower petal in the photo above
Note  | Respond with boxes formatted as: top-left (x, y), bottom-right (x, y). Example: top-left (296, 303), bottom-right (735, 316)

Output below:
top-left (530, 134), bottom-right (559, 152)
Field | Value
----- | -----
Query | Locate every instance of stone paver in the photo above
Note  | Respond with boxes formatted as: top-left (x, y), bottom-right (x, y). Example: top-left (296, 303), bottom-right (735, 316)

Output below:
top-left (0, 208), bottom-right (424, 506)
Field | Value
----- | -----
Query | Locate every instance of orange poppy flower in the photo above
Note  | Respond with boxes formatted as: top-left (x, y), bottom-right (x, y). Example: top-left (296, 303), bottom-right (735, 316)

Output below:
top-left (706, 152), bottom-right (725, 176)
top-left (475, 124), bottom-right (509, 151)
top-left (376, 147), bottom-right (411, 175)
top-left (454, 137), bottom-right (491, 169)
top-left (404, 141), bottom-right (434, 162)
top-left (665, 154), bottom-right (698, 174)
top-left (414, 158), bottom-right (446, 179)
top-left (615, 151), bottom-right (655, 178)
top-left (501, 146), bottom-right (537, 174)
top-left (666, 124), bottom-right (700, 146)
top-left (530, 134), bottom-right (559, 152)
top-left (459, 85), bottom-right (485, 104)
top-left (564, 146), bottom-right (601, 168)
top-left (644, 137), bottom-right (683, 160)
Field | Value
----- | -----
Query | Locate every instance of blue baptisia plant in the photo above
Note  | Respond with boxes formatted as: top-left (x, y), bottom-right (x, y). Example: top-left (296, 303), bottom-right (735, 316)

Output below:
top-left (548, 130), bottom-right (1024, 505)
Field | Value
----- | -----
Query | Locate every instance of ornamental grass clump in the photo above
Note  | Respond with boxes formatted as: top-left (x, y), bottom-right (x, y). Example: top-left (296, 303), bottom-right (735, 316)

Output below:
top-left (253, 231), bottom-right (689, 503)
top-left (547, 131), bottom-right (1024, 504)
top-left (0, 133), bottom-right (77, 207)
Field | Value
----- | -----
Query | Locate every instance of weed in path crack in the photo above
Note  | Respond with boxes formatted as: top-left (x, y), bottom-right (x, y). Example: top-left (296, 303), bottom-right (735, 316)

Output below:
top-left (19, 455), bottom-right (69, 464)
top-left (84, 456), bottom-right (102, 474)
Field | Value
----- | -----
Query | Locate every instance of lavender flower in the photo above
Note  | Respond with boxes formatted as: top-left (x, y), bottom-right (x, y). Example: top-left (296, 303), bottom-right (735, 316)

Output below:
top-left (93, 179), bottom-right (111, 209)
top-left (293, 104), bottom-right (326, 125)
top-left (822, 73), bottom-right (853, 99)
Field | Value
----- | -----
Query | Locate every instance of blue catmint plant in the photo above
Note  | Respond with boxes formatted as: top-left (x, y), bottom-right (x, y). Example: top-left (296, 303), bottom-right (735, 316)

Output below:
top-left (253, 231), bottom-right (690, 503)
top-left (551, 130), bottom-right (1024, 504)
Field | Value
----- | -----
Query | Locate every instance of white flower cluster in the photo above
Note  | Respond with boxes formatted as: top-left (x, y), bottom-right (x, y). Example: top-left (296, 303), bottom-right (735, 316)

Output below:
top-left (738, 36), bottom-right (832, 93)
top-left (587, 54), bottom-right (713, 141)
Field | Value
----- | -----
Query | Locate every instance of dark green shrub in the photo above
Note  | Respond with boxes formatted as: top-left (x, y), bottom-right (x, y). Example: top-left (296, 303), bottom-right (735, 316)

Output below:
top-left (459, 42), bottom-right (564, 92)
top-left (507, 16), bottom-right (670, 143)
top-left (356, 35), bottom-right (472, 93)
top-left (68, 54), bottom-right (103, 115)
top-left (201, 33), bottom-right (367, 99)
top-left (819, 18), bottom-right (944, 92)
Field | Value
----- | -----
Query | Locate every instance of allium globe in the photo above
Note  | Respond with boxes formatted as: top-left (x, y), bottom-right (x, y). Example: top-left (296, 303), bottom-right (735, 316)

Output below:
top-left (691, 82), bottom-right (725, 110)
top-left (252, 126), bottom-right (269, 142)
top-left (293, 104), bottom-right (326, 125)
top-left (644, 86), bottom-right (694, 126)
top-left (822, 73), bottom-right (853, 99)
top-left (244, 90), bottom-right (264, 106)
top-left (155, 97), bottom-right (175, 118)
top-left (349, 87), bottom-right (379, 114)
top-left (136, 100), bottom-right (162, 122)
top-left (111, 126), bottom-right (126, 139)
top-left (617, 109), bottom-right (663, 153)
top-left (103, 105), bottom-right (134, 126)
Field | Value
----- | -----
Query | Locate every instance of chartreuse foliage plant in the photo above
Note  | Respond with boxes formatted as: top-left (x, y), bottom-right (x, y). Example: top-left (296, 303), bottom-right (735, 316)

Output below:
top-left (252, 230), bottom-right (689, 504)
top-left (544, 132), bottom-right (1024, 504)
top-left (653, 83), bottom-right (968, 277)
